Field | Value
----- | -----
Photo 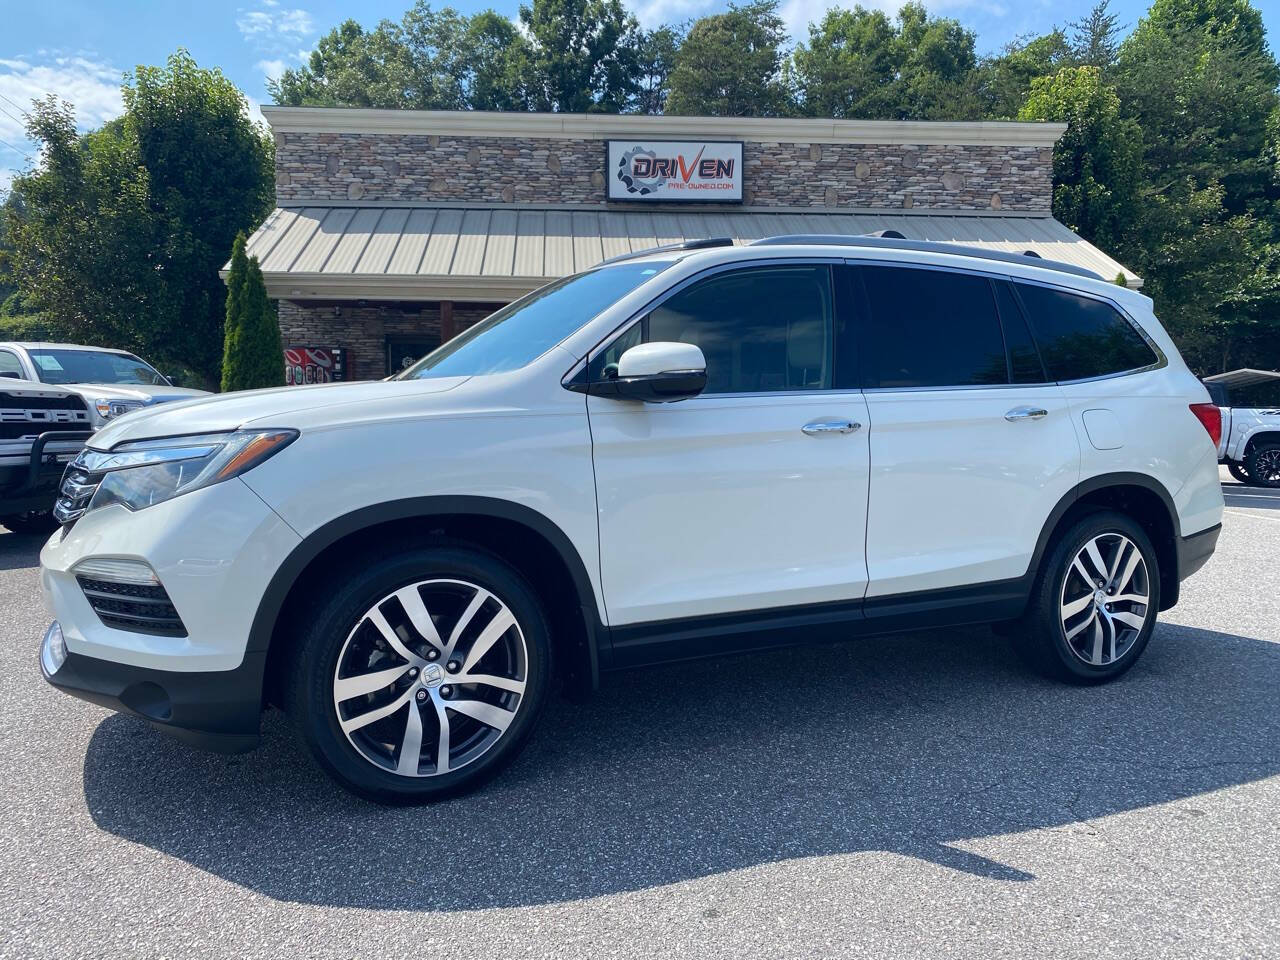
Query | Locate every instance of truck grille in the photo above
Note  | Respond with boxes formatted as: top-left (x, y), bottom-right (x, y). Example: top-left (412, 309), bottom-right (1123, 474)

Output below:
top-left (0, 391), bottom-right (91, 442)
top-left (54, 463), bottom-right (101, 526)
top-left (75, 576), bottom-right (188, 637)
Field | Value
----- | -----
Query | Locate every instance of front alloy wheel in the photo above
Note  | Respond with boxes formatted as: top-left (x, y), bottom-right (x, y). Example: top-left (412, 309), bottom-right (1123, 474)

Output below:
top-left (333, 579), bottom-right (528, 778)
top-left (1246, 443), bottom-right (1280, 489)
top-left (287, 544), bottom-right (550, 803)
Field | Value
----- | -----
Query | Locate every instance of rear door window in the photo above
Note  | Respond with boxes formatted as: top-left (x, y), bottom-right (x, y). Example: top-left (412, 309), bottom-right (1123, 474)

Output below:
top-left (1014, 282), bottom-right (1158, 381)
top-left (857, 265), bottom-right (1008, 388)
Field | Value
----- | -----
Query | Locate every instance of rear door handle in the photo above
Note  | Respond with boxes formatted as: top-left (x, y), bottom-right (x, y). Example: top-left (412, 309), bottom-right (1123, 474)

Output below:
top-left (1004, 407), bottom-right (1048, 422)
top-left (802, 419), bottom-right (861, 436)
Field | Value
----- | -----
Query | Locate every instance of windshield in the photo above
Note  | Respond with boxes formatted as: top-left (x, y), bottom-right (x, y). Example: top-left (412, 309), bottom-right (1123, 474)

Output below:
top-left (28, 349), bottom-right (168, 386)
top-left (399, 261), bottom-right (672, 380)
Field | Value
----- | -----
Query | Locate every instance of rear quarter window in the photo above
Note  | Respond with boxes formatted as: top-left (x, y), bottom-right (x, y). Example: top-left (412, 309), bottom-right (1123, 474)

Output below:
top-left (1015, 283), bottom-right (1158, 382)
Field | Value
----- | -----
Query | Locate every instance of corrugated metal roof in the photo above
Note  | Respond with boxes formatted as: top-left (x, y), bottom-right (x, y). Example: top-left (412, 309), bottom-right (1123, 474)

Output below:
top-left (245, 205), bottom-right (1141, 293)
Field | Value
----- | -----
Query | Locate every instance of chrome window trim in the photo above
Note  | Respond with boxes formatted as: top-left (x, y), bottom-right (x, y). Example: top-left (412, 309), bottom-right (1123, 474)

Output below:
top-left (562, 256), bottom-right (845, 396)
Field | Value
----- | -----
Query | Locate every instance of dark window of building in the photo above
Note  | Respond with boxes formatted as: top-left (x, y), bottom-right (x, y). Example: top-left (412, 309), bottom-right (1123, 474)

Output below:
top-left (858, 265), bottom-right (1008, 388)
top-left (591, 265), bottom-right (834, 394)
top-left (994, 280), bottom-right (1047, 384)
top-left (1015, 282), bottom-right (1158, 381)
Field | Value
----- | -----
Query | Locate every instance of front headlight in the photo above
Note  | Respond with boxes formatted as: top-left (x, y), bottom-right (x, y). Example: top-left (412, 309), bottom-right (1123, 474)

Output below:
top-left (75, 429), bottom-right (297, 515)
top-left (94, 398), bottom-right (146, 422)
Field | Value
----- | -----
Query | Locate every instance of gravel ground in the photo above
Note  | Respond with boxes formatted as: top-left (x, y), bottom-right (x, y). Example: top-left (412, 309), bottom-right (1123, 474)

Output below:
top-left (1, 472), bottom-right (1277, 959)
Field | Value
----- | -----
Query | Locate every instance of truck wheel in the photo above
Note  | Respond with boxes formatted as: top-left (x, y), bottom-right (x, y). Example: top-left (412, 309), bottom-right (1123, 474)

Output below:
top-left (1015, 511), bottom-right (1160, 684)
top-left (1226, 461), bottom-right (1252, 485)
top-left (284, 542), bottom-right (551, 804)
top-left (1245, 443), bottom-right (1280, 488)
top-left (0, 511), bottom-right (59, 535)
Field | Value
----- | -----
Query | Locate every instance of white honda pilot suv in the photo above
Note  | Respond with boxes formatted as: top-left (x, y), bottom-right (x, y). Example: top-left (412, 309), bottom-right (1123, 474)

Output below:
top-left (39, 236), bottom-right (1225, 802)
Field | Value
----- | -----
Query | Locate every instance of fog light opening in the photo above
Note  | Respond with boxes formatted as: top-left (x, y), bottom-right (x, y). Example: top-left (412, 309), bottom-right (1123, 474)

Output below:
top-left (41, 622), bottom-right (67, 676)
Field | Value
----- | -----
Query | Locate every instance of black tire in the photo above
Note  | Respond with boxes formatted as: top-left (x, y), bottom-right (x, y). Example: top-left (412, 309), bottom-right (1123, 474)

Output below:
top-left (0, 510), bottom-right (59, 535)
top-left (284, 542), bottom-right (551, 804)
top-left (1015, 510), bottom-right (1160, 685)
top-left (1245, 443), bottom-right (1280, 489)
top-left (1226, 461), bottom-right (1253, 485)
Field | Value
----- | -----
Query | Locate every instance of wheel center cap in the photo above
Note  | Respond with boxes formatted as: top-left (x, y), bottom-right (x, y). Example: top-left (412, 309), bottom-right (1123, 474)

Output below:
top-left (420, 662), bottom-right (445, 688)
top-left (1094, 589), bottom-right (1107, 605)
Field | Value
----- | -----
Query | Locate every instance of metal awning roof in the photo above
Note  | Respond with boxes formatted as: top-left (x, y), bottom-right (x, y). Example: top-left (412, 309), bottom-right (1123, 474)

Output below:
top-left (1203, 368), bottom-right (1280, 388)
top-left (241, 204), bottom-right (1141, 301)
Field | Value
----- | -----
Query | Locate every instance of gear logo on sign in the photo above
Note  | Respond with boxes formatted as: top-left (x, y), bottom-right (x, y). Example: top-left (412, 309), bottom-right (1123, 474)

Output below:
top-left (616, 145), bottom-right (664, 196)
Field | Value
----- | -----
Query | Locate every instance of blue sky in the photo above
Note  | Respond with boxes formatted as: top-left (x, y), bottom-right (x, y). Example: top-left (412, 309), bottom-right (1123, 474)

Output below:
top-left (2, 0), bottom-right (1278, 191)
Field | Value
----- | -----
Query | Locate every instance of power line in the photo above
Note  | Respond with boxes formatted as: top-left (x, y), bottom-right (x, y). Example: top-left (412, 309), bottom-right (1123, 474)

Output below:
top-left (0, 136), bottom-right (32, 161)
top-left (0, 90), bottom-right (29, 115)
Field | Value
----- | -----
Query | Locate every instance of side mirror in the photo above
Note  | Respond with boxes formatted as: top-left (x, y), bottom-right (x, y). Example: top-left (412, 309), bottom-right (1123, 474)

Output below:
top-left (590, 342), bottom-right (707, 403)
top-left (164, 372), bottom-right (181, 386)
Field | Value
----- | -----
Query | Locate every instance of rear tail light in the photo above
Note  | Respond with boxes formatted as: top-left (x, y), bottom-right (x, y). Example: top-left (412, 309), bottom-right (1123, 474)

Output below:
top-left (1189, 403), bottom-right (1222, 448)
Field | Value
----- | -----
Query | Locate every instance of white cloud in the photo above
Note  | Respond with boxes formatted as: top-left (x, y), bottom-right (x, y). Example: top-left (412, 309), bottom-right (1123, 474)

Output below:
top-left (237, 3), bottom-right (317, 87)
top-left (236, 6), bottom-right (315, 44)
top-left (0, 53), bottom-right (124, 193)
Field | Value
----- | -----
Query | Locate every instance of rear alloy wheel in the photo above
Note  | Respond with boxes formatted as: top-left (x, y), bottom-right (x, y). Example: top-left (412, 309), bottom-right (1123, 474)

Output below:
top-left (1016, 510), bottom-right (1160, 684)
top-left (1226, 461), bottom-right (1252, 485)
top-left (287, 545), bottom-right (550, 803)
top-left (1245, 443), bottom-right (1280, 489)
top-left (0, 510), bottom-right (59, 536)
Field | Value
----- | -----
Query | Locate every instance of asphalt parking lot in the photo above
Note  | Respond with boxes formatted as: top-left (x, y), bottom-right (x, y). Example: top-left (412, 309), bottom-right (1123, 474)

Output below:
top-left (1, 473), bottom-right (1277, 959)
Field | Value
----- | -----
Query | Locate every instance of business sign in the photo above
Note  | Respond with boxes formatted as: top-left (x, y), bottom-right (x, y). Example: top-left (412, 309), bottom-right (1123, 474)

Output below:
top-left (608, 140), bottom-right (744, 203)
top-left (285, 346), bottom-right (347, 386)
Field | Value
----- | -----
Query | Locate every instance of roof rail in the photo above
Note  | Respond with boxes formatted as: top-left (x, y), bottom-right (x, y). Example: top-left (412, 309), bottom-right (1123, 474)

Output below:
top-left (748, 234), bottom-right (1102, 282)
top-left (599, 237), bottom-right (734, 266)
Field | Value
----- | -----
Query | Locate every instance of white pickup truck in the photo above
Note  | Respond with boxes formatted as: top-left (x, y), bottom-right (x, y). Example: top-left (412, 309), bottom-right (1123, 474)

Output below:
top-left (0, 378), bottom-right (92, 533)
top-left (1203, 368), bottom-right (1280, 488)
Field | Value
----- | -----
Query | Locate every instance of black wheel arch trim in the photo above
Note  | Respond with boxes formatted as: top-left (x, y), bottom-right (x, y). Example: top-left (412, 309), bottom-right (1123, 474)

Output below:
top-left (248, 495), bottom-right (604, 681)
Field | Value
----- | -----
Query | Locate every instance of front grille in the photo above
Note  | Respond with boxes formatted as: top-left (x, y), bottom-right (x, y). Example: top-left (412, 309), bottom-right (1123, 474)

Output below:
top-left (76, 576), bottom-right (188, 637)
top-left (0, 392), bottom-right (91, 442)
top-left (54, 464), bottom-right (101, 526)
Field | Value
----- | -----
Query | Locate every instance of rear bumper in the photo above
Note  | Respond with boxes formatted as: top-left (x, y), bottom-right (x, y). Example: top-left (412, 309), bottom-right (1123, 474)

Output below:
top-left (41, 622), bottom-right (264, 754)
top-left (1176, 523), bottom-right (1221, 582)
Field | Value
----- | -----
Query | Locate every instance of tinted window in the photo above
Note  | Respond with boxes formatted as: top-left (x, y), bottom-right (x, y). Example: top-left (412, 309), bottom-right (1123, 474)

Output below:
top-left (859, 266), bottom-right (1007, 388)
top-left (0, 351), bottom-right (23, 378)
top-left (994, 281), bottom-right (1046, 383)
top-left (401, 261), bottom-right (671, 380)
top-left (592, 265), bottom-right (834, 394)
top-left (26, 350), bottom-right (167, 386)
top-left (1015, 283), bottom-right (1157, 381)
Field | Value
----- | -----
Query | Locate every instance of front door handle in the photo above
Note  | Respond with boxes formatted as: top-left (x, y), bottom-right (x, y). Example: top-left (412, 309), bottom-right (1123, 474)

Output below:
top-left (802, 419), bottom-right (861, 436)
top-left (1005, 406), bottom-right (1049, 422)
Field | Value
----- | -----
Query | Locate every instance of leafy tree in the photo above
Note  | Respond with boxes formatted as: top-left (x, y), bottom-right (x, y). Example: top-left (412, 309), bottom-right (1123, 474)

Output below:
top-left (272, 6), bottom-right (533, 110)
top-left (978, 30), bottom-right (1072, 119)
top-left (518, 0), bottom-right (640, 112)
top-left (5, 52), bottom-right (272, 388)
top-left (892, 3), bottom-right (982, 120)
top-left (667, 0), bottom-right (791, 117)
top-left (633, 26), bottom-right (683, 115)
top-left (222, 235), bottom-right (284, 392)
top-left (791, 7), bottom-right (900, 119)
top-left (1069, 1), bottom-right (1126, 69)
top-left (1019, 66), bottom-right (1141, 249)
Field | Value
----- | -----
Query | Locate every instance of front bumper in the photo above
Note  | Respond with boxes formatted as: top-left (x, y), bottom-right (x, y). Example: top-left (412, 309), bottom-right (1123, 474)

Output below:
top-left (0, 430), bottom-right (90, 515)
top-left (41, 621), bottom-right (264, 753)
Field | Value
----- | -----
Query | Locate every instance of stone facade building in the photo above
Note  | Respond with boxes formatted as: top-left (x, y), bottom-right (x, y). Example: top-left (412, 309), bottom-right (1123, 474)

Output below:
top-left (242, 107), bottom-right (1138, 382)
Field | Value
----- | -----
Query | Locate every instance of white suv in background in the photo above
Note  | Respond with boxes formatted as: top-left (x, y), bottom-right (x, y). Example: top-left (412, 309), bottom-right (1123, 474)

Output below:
top-left (39, 236), bottom-right (1224, 802)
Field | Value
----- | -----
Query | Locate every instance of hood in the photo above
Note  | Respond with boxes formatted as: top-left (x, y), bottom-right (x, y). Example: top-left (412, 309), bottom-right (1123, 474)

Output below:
top-left (90, 376), bottom-right (470, 448)
top-left (62, 383), bottom-right (210, 405)
top-left (0, 377), bottom-right (81, 401)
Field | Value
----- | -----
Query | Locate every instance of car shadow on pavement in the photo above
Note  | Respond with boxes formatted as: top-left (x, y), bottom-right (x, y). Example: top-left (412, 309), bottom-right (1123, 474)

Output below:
top-left (83, 622), bottom-right (1280, 911)
top-left (0, 530), bottom-right (44, 572)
